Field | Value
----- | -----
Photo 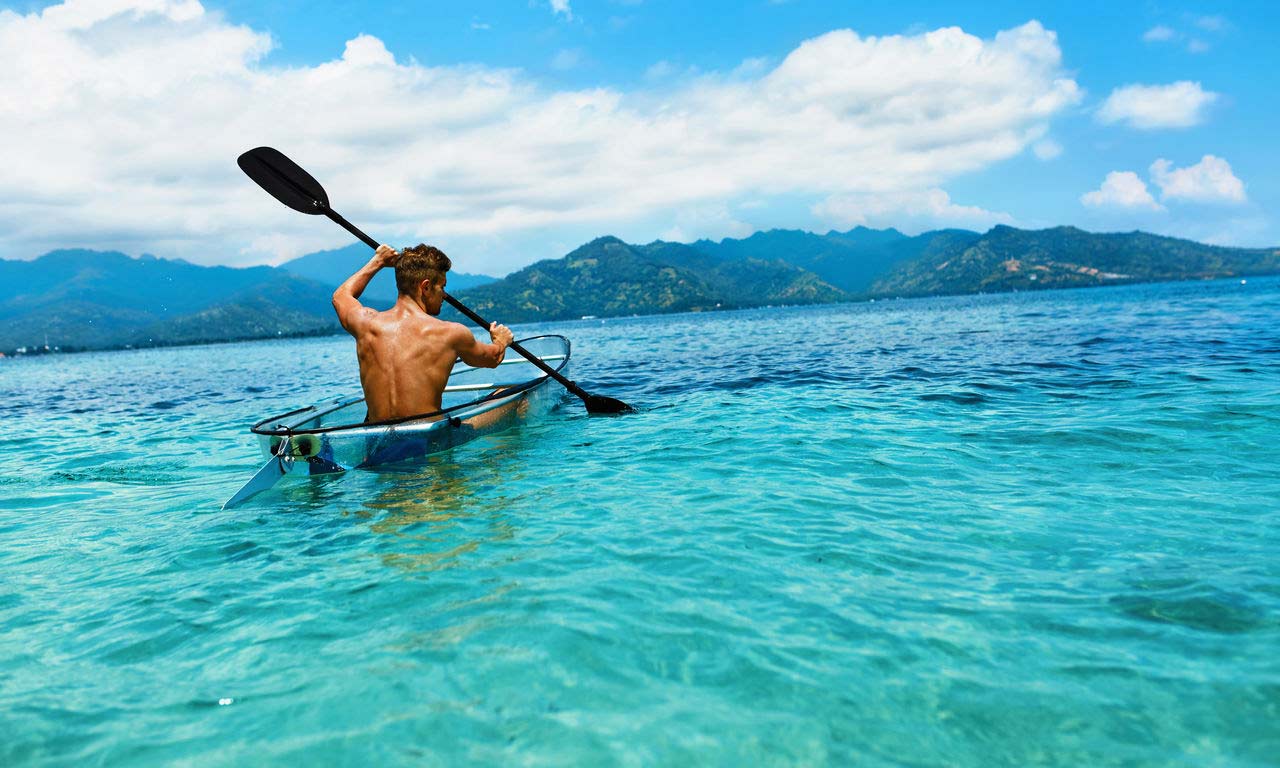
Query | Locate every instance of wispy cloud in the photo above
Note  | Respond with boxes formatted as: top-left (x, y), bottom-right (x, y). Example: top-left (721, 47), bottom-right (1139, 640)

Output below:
top-left (1194, 15), bottom-right (1229, 32)
top-left (1141, 16), bottom-right (1229, 52)
top-left (1097, 81), bottom-right (1218, 129)
top-left (550, 48), bottom-right (583, 70)
top-left (644, 60), bottom-right (678, 80)
top-left (1033, 139), bottom-right (1063, 160)
top-left (0, 4), bottom-right (1081, 271)
top-left (549, 0), bottom-right (572, 20)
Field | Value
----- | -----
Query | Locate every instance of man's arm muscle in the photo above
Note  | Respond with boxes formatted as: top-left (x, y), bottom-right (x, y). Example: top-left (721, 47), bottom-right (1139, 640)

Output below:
top-left (453, 322), bottom-right (512, 369)
top-left (333, 245), bottom-right (397, 335)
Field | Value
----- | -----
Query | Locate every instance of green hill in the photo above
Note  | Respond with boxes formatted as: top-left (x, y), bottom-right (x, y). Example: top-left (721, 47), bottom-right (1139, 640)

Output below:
top-left (692, 226), bottom-right (935, 293)
top-left (0, 250), bottom-right (339, 352)
top-left (867, 226), bottom-right (1280, 297)
top-left (456, 236), bottom-right (848, 322)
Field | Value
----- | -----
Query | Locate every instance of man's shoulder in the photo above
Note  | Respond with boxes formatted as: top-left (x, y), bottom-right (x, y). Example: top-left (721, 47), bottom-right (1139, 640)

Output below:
top-left (438, 319), bottom-right (473, 343)
top-left (356, 306), bottom-right (398, 331)
top-left (406, 315), bottom-right (469, 340)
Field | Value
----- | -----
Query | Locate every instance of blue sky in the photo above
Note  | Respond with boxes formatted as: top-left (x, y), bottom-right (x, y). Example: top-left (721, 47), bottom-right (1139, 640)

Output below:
top-left (1, 0), bottom-right (1275, 275)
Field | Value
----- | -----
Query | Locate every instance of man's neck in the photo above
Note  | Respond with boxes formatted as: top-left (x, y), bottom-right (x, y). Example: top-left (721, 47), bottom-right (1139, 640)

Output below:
top-left (395, 293), bottom-right (428, 315)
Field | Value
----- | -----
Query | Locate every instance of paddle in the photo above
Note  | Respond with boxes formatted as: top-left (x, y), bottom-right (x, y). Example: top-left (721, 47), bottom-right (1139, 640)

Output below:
top-left (237, 146), bottom-right (634, 415)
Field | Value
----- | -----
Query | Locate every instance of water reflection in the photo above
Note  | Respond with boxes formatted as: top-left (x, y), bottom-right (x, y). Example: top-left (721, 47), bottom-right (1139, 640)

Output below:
top-left (351, 427), bottom-right (541, 574)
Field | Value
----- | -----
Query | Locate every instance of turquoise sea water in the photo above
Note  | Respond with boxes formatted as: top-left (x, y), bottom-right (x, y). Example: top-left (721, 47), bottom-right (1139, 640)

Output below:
top-left (2, 277), bottom-right (1279, 765)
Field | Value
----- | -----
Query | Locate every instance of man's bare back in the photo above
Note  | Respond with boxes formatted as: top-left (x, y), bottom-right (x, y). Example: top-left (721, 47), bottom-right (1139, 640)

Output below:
top-left (332, 244), bottom-right (513, 422)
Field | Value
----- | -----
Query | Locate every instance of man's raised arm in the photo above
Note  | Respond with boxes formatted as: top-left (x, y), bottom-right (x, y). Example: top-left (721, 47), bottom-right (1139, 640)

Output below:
top-left (333, 244), bottom-right (398, 335)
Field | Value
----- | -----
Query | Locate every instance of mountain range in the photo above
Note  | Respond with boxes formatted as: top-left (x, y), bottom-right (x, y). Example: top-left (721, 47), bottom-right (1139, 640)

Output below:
top-left (2, 226), bottom-right (1277, 354)
top-left (278, 242), bottom-right (496, 306)
top-left (450, 226), bottom-right (1279, 323)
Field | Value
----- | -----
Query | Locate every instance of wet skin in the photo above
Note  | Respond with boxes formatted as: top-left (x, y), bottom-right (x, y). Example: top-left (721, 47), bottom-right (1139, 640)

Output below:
top-left (332, 245), bottom-right (514, 422)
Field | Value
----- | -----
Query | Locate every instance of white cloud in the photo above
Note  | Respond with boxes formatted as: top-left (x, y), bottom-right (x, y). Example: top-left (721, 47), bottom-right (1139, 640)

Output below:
top-left (1097, 81), bottom-right (1218, 129)
top-left (549, 0), bottom-right (572, 20)
top-left (1033, 139), bottom-right (1062, 160)
top-left (1150, 155), bottom-right (1246, 204)
top-left (1143, 25), bottom-right (1176, 42)
top-left (814, 188), bottom-right (1014, 232)
top-left (1187, 39), bottom-right (1210, 54)
top-left (0, 5), bottom-right (1082, 271)
top-left (1080, 172), bottom-right (1163, 210)
top-left (659, 203), bottom-right (753, 243)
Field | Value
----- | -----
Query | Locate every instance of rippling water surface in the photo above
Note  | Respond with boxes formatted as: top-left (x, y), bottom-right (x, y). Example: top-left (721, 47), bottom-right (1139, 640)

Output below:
top-left (2, 277), bottom-right (1279, 765)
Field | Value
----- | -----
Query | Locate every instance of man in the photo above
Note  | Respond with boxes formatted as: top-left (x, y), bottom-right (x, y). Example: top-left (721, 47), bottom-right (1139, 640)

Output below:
top-left (332, 243), bottom-right (514, 422)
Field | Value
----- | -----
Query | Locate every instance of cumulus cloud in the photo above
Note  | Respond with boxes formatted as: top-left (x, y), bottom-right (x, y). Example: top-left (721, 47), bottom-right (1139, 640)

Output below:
top-left (1080, 172), bottom-right (1163, 210)
top-left (1143, 25), bottom-right (1176, 42)
top-left (1150, 155), bottom-right (1246, 203)
top-left (814, 188), bottom-right (1014, 232)
top-left (1097, 81), bottom-right (1218, 129)
top-left (0, 3), bottom-right (1081, 270)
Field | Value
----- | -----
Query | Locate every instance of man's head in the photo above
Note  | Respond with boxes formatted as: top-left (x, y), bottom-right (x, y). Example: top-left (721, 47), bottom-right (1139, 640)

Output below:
top-left (396, 243), bottom-right (451, 315)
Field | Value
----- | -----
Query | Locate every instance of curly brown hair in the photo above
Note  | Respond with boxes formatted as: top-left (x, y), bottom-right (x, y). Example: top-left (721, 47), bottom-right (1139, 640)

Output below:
top-left (395, 243), bottom-right (451, 295)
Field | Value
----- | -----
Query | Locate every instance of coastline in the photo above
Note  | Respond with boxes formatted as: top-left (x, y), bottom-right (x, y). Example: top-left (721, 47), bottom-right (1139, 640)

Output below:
top-left (3, 272), bottom-right (1268, 361)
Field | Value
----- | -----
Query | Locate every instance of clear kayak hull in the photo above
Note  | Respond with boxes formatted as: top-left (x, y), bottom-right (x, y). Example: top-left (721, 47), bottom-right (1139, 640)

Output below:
top-left (223, 335), bottom-right (569, 507)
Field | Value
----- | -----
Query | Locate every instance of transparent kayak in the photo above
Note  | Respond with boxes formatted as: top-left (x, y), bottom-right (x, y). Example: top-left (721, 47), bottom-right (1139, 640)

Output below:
top-left (222, 334), bottom-right (570, 508)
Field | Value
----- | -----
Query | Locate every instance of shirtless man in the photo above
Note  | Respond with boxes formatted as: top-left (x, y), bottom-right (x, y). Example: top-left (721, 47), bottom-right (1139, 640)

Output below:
top-left (332, 243), bottom-right (514, 422)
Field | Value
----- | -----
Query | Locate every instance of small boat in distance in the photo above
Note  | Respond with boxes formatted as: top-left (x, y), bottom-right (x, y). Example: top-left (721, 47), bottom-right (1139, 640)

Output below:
top-left (222, 335), bottom-right (570, 508)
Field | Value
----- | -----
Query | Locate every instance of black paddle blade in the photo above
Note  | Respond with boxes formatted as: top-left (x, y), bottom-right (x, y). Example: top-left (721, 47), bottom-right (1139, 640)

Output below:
top-left (583, 393), bottom-right (636, 415)
top-left (237, 147), bottom-right (330, 215)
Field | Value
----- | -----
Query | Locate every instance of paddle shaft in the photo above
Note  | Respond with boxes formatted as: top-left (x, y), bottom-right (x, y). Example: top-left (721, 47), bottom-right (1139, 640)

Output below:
top-left (321, 207), bottom-right (597, 402)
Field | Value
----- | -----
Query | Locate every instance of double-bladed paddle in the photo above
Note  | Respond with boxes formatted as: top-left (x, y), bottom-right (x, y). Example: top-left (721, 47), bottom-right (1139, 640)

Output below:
top-left (237, 146), bottom-right (634, 415)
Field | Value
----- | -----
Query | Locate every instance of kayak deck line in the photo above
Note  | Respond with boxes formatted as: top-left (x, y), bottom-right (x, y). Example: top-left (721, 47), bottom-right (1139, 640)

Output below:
top-left (444, 381), bottom-right (514, 392)
top-left (222, 335), bottom-right (571, 509)
top-left (452, 353), bottom-right (566, 374)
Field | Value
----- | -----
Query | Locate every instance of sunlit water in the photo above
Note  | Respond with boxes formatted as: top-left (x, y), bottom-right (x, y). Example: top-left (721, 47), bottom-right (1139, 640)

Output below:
top-left (2, 277), bottom-right (1278, 765)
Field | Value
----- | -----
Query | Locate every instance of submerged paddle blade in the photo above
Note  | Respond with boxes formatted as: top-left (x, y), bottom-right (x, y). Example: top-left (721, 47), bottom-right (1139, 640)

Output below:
top-left (237, 147), bottom-right (330, 214)
top-left (583, 393), bottom-right (636, 415)
top-left (222, 455), bottom-right (289, 510)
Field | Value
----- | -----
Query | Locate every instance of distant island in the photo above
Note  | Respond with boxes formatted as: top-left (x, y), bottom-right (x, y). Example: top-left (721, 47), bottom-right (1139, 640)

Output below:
top-left (1, 225), bottom-right (1277, 356)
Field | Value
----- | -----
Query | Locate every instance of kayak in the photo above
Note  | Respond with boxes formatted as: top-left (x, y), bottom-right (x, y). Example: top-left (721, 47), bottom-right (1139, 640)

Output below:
top-left (222, 334), bottom-right (570, 508)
